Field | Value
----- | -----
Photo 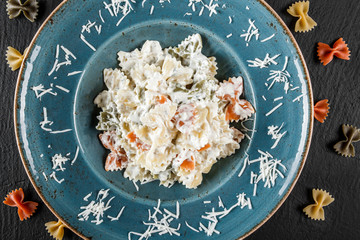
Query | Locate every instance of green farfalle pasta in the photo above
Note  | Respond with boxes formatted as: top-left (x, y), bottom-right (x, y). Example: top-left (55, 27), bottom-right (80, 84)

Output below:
top-left (7, 0), bottom-right (39, 22)
top-left (334, 124), bottom-right (360, 157)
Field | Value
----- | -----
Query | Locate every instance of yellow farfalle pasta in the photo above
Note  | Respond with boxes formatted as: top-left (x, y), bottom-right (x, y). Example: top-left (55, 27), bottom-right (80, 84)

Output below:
top-left (287, 1), bottom-right (317, 32)
top-left (45, 219), bottom-right (67, 240)
top-left (303, 189), bottom-right (334, 220)
top-left (6, 46), bottom-right (28, 71)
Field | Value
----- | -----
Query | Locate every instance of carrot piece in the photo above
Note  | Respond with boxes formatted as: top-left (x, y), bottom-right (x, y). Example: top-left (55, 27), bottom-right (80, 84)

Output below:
top-left (198, 143), bottom-right (211, 152)
top-left (180, 158), bottom-right (195, 171)
top-left (127, 131), bottom-right (137, 143)
top-left (3, 188), bottom-right (38, 221)
top-left (156, 95), bottom-right (168, 104)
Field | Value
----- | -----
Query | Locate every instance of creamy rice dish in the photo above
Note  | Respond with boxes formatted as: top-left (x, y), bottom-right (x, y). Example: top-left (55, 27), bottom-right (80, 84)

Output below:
top-left (94, 34), bottom-right (254, 188)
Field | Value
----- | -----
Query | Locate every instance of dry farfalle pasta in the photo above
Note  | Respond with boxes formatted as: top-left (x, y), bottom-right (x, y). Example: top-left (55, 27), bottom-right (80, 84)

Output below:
top-left (314, 99), bottom-right (329, 123)
top-left (3, 188), bottom-right (38, 221)
top-left (303, 189), bottom-right (334, 221)
top-left (287, 1), bottom-right (317, 32)
top-left (7, 0), bottom-right (39, 22)
top-left (334, 124), bottom-right (360, 157)
top-left (45, 219), bottom-right (67, 240)
top-left (6, 46), bottom-right (28, 71)
top-left (317, 38), bottom-right (351, 66)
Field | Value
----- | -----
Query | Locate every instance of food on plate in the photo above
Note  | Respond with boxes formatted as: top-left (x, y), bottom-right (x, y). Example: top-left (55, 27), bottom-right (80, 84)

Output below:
top-left (314, 99), bottom-right (329, 123)
top-left (3, 188), bottom-right (38, 221)
top-left (94, 34), bottom-right (254, 189)
top-left (317, 38), bottom-right (350, 66)
top-left (287, 1), bottom-right (317, 33)
top-left (303, 188), bottom-right (334, 221)
top-left (334, 124), bottom-right (360, 157)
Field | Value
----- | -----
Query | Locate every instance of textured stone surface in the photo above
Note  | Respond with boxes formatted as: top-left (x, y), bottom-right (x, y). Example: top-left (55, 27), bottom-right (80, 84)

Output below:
top-left (0, 0), bottom-right (359, 239)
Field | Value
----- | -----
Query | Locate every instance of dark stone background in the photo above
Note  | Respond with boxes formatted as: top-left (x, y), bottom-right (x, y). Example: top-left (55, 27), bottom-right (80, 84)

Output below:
top-left (1, 0), bottom-right (359, 239)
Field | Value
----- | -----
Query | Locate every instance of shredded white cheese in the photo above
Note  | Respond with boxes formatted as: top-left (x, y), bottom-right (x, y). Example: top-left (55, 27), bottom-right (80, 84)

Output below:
top-left (265, 102), bottom-right (283, 117)
top-left (197, 193), bottom-right (252, 236)
top-left (99, 10), bottom-right (105, 23)
top-left (48, 45), bottom-right (77, 76)
top-left (240, 19), bottom-right (259, 46)
top-left (55, 85), bottom-right (70, 93)
top-left (260, 33), bottom-right (275, 43)
top-left (267, 56), bottom-right (290, 93)
top-left (247, 54), bottom-right (280, 69)
top-left (67, 71), bottom-right (83, 76)
top-left (108, 206), bottom-right (126, 221)
top-left (185, 221), bottom-right (199, 232)
top-left (49, 171), bottom-right (64, 184)
top-left (31, 84), bottom-right (57, 100)
top-left (80, 34), bottom-right (97, 51)
top-left (78, 189), bottom-right (122, 225)
top-left (52, 154), bottom-right (70, 171)
top-left (128, 199), bottom-right (181, 240)
top-left (71, 146), bottom-right (80, 165)
top-left (267, 123), bottom-right (287, 149)
top-left (292, 94), bottom-right (304, 102)
top-left (83, 192), bottom-right (92, 201)
top-left (42, 172), bottom-right (48, 181)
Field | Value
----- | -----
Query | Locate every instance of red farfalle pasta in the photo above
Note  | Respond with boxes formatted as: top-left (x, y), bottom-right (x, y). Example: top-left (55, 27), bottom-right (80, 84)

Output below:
top-left (317, 38), bottom-right (350, 66)
top-left (3, 188), bottom-right (38, 221)
top-left (314, 99), bottom-right (329, 123)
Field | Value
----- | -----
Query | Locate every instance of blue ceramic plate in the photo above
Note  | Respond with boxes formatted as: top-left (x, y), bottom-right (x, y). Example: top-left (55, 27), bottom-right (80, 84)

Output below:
top-left (15, 0), bottom-right (313, 239)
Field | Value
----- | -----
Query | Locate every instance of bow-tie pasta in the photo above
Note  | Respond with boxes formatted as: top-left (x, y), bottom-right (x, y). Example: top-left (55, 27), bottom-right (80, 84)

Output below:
top-left (7, 0), bottom-right (39, 22)
top-left (314, 99), bottom-right (329, 123)
top-left (6, 46), bottom-right (28, 71)
top-left (318, 38), bottom-right (351, 66)
top-left (303, 189), bottom-right (334, 221)
top-left (94, 34), bottom-right (255, 189)
top-left (287, 1), bottom-right (317, 32)
top-left (334, 124), bottom-right (360, 157)
top-left (45, 219), bottom-right (67, 240)
top-left (3, 188), bottom-right (38, 221)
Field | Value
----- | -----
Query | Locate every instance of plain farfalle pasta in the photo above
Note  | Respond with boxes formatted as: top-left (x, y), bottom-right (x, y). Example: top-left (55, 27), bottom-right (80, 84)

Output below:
top-left (317, 38), bottom-right (350, 66)
top-left (303, 189), bottom-right (334, 221)
top-left (287, 1), bottom-right (317, 32)
top-left (314, 99), bottom-right (329, 123)
top-left (7, 0), bottom-right (39, 22)
top-left (94, 34), bottom-right (255, 189)
top-left (3, 188), bottom-right (38, 221)
top-left (334, 124), bottom-right (360, 157)
top-left (45, 219), bottom-right (67, 240)
top-left (6, 46), bottom-right (28, 71)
